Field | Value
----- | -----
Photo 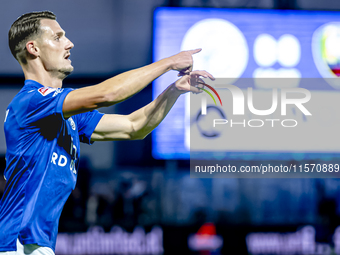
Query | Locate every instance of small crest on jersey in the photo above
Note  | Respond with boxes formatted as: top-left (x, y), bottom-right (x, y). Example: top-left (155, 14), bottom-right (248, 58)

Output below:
top-left (68, 117), bottom-right (76, 130)
top-left (38, 87), bottom-right (56, 96)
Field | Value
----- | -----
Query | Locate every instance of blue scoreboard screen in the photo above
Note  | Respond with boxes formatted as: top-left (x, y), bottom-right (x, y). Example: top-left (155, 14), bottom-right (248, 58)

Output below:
top-left (152, 8), bottom-right (340, 160)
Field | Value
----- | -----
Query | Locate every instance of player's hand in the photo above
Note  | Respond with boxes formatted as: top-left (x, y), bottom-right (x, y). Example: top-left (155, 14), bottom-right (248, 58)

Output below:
top-left (168, 49), bottom-right (202, 74)
top-left (174, 70), bottom-right (215, 94)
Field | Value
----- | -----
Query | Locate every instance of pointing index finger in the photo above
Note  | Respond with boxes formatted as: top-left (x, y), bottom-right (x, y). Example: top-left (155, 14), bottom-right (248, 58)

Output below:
top-left (189, 48), bottom-right (202, 55)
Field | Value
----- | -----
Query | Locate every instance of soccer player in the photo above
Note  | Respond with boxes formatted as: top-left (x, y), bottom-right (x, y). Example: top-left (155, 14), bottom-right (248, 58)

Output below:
top-left (0, 11), bottom-right (213, 255)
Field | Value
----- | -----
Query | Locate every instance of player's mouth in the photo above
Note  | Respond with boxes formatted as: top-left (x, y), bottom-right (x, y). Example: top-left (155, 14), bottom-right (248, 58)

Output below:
top-left (64, 53), bottom-right (71, 62)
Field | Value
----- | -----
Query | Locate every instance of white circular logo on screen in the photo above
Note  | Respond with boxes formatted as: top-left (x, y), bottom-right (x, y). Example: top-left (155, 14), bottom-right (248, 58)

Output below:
top-left (181, 18), bottom-right (248, 82)
top-left (312, 22), bottom-right (340, 89)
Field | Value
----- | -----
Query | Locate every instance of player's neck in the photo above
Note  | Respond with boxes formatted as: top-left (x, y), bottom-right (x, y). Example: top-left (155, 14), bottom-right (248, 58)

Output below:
top-left (22, 65), bottom-right (63, 88)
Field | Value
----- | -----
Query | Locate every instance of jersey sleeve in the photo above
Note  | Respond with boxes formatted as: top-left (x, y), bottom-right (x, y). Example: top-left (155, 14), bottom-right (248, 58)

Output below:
top-left (74, 110), bottom-right (104, 144)
top-left (21, 87), bottom-right (73, 127)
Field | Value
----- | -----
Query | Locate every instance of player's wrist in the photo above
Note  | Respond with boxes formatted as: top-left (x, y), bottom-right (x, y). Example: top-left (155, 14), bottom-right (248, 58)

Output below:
top-left (163, 55), bottom-right (177, 71)
top-left (171, 81), bottom-right (186, 95)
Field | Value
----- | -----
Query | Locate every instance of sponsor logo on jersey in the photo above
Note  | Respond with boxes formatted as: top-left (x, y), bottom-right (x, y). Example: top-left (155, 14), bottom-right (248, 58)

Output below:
top-left (51, 152), bottom-right (77, 174)
top-left (68, 117), bottom-right (76, 130)
top-left (53, 88), bottom-right (64, 97)
top-left (38, 87), bottom-right (56, 96)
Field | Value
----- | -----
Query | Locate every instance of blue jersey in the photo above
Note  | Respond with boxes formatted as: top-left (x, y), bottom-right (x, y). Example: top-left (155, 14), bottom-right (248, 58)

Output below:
top-left (0, 80), bottom-right (104, 251)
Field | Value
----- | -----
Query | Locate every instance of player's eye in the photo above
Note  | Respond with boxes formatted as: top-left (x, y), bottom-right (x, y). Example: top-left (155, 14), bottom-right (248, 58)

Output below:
top-left (55, 36), bottom-right (60, 41)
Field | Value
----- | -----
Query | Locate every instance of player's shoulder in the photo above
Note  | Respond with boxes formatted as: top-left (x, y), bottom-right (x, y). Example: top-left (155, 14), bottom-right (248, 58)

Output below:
top-left (14, 82), bottom-right (69, 105)
top-left (8, 81), bottom-right (52, 111)
top-left (21, 80), bottom-right (68, 97)
top-left (25, 85), bottom-right (65, 99)
top-left (9, 85), bottom-right (37, 107)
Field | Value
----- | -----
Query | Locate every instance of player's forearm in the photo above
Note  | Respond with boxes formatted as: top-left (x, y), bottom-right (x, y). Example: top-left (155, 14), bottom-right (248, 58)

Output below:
top-left (97, 58), bottom-right (173, 106)
top-left (127, 83), bottom-right (182, 140)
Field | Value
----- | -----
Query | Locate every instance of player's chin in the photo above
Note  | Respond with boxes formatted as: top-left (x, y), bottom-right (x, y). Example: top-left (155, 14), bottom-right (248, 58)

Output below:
top-left (67, 65), bottom-right (74, 72)
top-left (60, 66), bottom-right (74, 77)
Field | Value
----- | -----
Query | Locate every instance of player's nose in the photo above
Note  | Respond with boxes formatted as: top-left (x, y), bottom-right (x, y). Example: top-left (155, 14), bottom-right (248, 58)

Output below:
top-left (65, 37), bottom-right (74, 50)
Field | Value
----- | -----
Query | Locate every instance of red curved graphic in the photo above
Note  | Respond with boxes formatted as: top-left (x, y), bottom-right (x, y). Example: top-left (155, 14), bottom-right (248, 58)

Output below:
top-left (198, 82), bottom-right (223, 106)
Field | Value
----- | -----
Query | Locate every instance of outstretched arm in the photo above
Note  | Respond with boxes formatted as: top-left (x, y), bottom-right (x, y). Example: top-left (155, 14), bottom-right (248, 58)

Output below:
top-left (62, 49), bottom-right (201, 118)
top-left (91, 70), bottom-right (214, 141)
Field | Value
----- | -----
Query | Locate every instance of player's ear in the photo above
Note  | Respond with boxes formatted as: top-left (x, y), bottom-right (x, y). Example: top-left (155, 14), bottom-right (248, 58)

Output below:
top-left (26, 40), bottom-right (40, 58)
